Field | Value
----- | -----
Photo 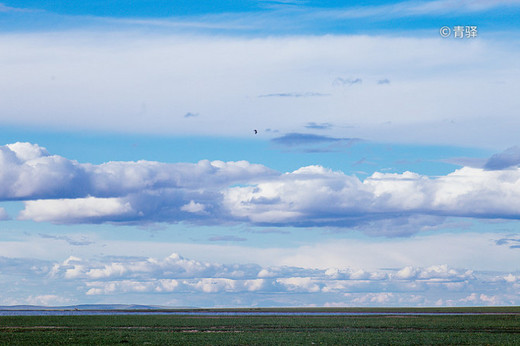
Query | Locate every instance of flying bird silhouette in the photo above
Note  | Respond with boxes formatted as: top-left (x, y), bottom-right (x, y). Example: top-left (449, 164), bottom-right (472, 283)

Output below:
top-left (254, 129), bottom-right (258, 134)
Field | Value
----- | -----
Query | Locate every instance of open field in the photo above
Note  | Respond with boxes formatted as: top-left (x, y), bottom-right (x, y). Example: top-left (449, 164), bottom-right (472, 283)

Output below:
top-left (95, 306), bottom-right (520, 314)
top-left (1, 308), bottom-right (520, 345)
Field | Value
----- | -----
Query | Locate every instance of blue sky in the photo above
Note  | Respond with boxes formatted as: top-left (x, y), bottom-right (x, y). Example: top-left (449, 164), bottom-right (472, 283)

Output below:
top-left (0, 0), bottom-right (520, 308)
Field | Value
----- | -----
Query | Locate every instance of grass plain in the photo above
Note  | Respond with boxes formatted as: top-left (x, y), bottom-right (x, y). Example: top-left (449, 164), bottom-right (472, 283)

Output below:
top-left (1, 308), bottom-right (520, 345)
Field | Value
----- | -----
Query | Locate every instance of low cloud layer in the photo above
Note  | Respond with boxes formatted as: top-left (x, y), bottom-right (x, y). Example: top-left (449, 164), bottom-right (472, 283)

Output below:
top-left (3, 143), bottom-right (520, 235)
top-left (3, 252), bottom-right (519, 307)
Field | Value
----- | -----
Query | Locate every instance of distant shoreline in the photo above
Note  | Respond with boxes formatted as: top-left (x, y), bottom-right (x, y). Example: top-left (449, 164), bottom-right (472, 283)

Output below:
top-left (1, 306), bottom-right (520, 315)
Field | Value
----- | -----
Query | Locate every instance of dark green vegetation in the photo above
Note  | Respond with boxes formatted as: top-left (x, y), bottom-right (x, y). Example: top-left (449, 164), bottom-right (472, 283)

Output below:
top-left (140, 306), bottom-right (520, 314)
top-left (1, 310), bottom-right (520, 345)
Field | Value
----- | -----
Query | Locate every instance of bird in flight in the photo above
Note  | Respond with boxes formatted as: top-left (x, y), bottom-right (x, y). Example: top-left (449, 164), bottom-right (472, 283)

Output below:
top-left (254, 129), bottom-right (258, 134)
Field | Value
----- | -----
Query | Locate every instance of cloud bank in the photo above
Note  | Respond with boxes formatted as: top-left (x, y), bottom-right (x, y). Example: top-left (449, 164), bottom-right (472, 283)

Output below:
top-left (3, 252), bottom-right (519, 307)
top-left (3, 142), bottom-right (520, 236)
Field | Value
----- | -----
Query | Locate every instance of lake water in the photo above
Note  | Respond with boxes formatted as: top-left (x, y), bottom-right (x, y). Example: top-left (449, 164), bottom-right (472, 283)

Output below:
top-left (0, 310), bottom-right (505, 316)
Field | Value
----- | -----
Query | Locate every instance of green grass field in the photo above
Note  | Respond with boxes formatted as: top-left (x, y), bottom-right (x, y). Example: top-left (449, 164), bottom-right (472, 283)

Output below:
top-left (1, 309), bottom-right (520, 345)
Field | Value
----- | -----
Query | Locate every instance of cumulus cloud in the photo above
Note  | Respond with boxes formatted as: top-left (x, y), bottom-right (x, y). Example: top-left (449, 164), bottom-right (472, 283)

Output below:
top-left (0, 142), bottom-right (85, 200)
top-left (0, 142), bottom-right (275, 224)
top-left (20, 197), bottom-right (136, 223)
top-left (3, 250), bottom-right (520, 307)
top-left (224, 165), bottom-right (520, 231)
top-left (50, 253), bottom-right (262, 281)
top-left (85, 280), bottom-right (181, 295)
top-left (0, 142), bottom-right (273, 201)
top-left (39, 252), bottom-right (519, 306)
top-left (25, 295), bottom-right (72, 306)
top-left (6, 142), bottom-right (520, 234)
top-left (49, 253), bottom-right (473, 288)
top-left (180, 200), bottom-right (206, 213)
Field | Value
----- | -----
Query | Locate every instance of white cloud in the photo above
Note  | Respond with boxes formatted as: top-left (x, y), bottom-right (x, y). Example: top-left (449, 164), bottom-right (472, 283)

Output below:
top-left (276, 277), bottom-right (321, 292)
top-left (19, 197), bottom-right (135, 223)
top-left (181, 200), bottom-right (206, 213)
top-left (461, 293), bottom-right (503, 306)
top-left (25, 294), bottom-right (72, 306)
top-left (351, 292), bottom-right (395, 304)
top-left (50, 253), bottom-right (261, 281)
top-left (2, 249), bottom-right (520, 307)
top-left (5, 143), bottom-right (520, 235)
top-left (156, 279), bottom-right (179, 292)
top-left (34, 252), bottom-right (520, 306)
top-left (244, 279), bottom-right (265, 291)
top-left (193, 278), bottom-right (237, 293)
top-left (0, 32), bottom-right (519, 147)
top-left (258, 269), bottom-right (276, 277)
top-left (504, 274), bottom-right (518, 283)
top-left (6, 142), bottom-right (49, 161)
top-left (223, 165), bottom-right (520, 233)
top-left (85, 280), bottom-right (156, 295)
top-left (396, 266), bottom-right (417, 279)
top-left (0, 142), bottom-right (82, 199)
top-left (0, 142), bottom-right (275, 201)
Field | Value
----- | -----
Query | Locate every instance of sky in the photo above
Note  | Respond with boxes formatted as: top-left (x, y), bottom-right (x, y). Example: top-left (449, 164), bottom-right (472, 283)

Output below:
top-left (0, 0), bottom-right (520, 308)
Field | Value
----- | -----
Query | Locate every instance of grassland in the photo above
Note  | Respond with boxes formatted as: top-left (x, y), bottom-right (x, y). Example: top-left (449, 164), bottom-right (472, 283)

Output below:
top-left (1, 308), bottom-right (520, 345)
